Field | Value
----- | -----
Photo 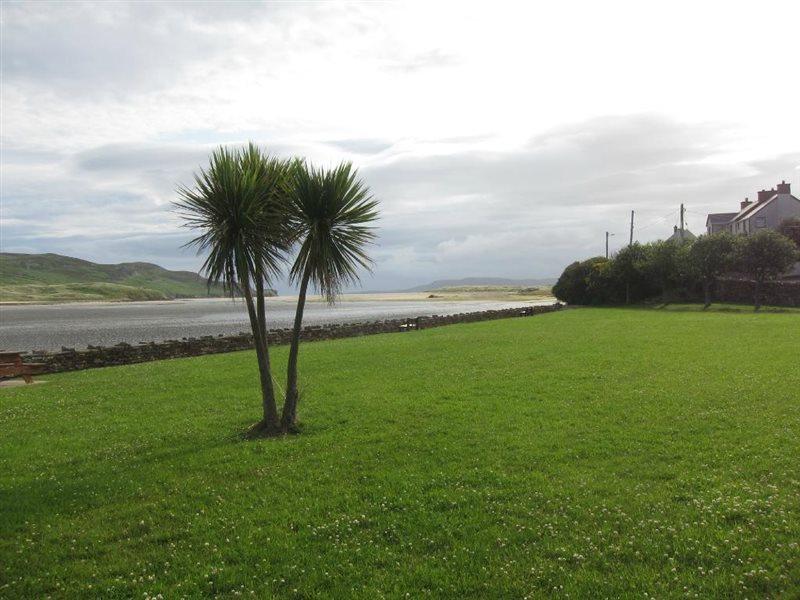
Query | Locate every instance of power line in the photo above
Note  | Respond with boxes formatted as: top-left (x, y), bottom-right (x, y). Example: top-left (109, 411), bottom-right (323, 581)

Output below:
top-left (637, 210), bottom-right (678, 232)
top-left (685, 208), bottom-right (707, 217)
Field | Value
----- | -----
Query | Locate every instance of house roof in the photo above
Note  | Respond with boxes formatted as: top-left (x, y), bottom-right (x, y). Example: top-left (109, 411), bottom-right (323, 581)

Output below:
top-left (668, 227), bottom-right (696, 243)
top-left (730, 200), bottom-right (763, 222)
top-left (706, 212), bottom-right (737, 225)
top-left (732, 193), bottom-right (800, 222)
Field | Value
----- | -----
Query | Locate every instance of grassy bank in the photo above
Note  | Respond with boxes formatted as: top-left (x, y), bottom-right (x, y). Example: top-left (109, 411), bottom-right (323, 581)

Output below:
top-left (0, 282), bottom-right (172, 303)
top-left (423, 285), bottom-right (553, 301)
top-left (1, 308), bottom-right (799, 598)
top-left (0, 253), bottom-right (227, 303)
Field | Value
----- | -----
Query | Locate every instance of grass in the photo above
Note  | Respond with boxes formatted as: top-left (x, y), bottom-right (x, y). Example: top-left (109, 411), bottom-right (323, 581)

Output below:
top-left (1, 308), bottom-right (799, 598)
top-left (0, 282), bottom-right (169, 303)
top-left (431, 285), bottom-right (552, 294)
top-left (654, 302), bottom-right (800, 314)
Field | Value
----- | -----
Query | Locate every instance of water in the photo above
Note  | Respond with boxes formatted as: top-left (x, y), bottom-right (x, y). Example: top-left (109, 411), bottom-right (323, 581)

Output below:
top-left (0, 296), bottom-right (552, 351)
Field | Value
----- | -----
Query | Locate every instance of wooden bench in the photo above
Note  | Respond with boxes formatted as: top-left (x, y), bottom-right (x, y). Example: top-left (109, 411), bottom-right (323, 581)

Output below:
top-left (0, 351), bottom-right (46, 384)
top-left (399, 318), bottom-right (420, 331)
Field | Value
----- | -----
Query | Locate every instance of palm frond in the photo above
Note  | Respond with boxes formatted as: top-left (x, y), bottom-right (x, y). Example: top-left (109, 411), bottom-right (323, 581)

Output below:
top-left (288, 161), bottom-right (379, 302)
top-left (174, 143), bottom-right (293, 296)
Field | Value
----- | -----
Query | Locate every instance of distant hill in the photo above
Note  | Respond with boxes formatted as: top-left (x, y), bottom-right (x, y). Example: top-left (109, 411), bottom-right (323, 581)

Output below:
top-left (404, 277), bottom-right (555, 292)
top-left (0, 253), bottom-right (251, 303)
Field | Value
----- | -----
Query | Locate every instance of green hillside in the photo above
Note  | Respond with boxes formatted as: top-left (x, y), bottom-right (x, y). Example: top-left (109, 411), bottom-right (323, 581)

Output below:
top-left (0, 253), bottom-right (229, 303)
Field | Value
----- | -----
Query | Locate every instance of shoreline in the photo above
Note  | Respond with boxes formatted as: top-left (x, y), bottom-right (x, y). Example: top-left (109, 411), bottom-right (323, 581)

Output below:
top-left (1, 295), bottom-right (557, 352)
top-left (15, 303), bottom-right (564, 374)
top-left (1, 291), bottom-right (556, 308)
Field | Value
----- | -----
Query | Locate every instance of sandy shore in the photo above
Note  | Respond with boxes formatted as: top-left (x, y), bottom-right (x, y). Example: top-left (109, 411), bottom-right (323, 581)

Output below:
top-left (306, 291), bottom-right (556, 303)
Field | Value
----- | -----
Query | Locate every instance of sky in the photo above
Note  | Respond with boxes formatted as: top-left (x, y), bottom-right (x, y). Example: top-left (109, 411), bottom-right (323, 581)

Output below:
top-left (2, 0), bottom-right (799, 292)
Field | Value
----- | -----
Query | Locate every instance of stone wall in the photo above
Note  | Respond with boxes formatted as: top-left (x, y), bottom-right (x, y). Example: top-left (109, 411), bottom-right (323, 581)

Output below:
top-left (21, 303), bottom-right (564, 374)
top-left (715, 278), bottom-right (800, 307)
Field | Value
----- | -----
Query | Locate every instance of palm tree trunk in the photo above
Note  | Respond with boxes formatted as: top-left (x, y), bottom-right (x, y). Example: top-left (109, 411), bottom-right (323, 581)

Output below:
top-left (243, 281), bottom-right (280, 432)
top-left (254, 273), bottom-right (268, 348)
top-left (282, 271), bottom-right (310, 430)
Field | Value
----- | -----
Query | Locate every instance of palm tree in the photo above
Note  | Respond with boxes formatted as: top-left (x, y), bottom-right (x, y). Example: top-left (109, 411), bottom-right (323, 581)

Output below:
top-left (281, 162), bottom-right (379, 430)
top-left (176, 143), bottom-right (292, 435)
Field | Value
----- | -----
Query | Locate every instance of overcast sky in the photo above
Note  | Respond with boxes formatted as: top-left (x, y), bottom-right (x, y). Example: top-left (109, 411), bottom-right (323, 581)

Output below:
top-left (2, 1), bottom-right (799, 291)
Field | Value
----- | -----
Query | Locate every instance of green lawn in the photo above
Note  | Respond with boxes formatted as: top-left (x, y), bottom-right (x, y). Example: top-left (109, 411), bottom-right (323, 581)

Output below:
top-left (1, 308), bottom-right (799, 598)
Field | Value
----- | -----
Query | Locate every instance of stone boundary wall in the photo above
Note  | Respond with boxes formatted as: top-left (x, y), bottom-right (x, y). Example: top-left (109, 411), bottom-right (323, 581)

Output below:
top-left (715, 279), bottom-right (800, 307)
top-left (20, 303), bottom-right (564, 374)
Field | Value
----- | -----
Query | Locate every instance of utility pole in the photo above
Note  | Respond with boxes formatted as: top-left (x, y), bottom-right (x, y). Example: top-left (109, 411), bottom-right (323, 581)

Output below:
top-left (605, 231), bottom-right (615, 258)
top-left (629, 210), bottom-right (635, 246)
top-left (680, 203), bottom-right (685, 240)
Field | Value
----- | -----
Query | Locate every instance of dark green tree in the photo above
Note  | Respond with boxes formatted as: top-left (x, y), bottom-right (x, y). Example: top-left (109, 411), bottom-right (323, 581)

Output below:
top-left (281, 162), bottom-right (378, 430)
top-left (686, 233), bottom-right (739, 308)
top-left (642, 240), bottom-right (685, 300)
top-left (585, 258), bottom-right (619, 304)
top-left (176, 144), bottom-right (292, 435)
top-left (611, 243), bottom-right (652, 304)
top-left (735, 230), bottom-right (799, 310)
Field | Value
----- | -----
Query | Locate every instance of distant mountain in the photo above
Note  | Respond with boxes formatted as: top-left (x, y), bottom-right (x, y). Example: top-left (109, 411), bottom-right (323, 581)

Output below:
top-left (404, 277), bottom-right (556, 292)
top-left (0, 252), bottom-right (253, 303)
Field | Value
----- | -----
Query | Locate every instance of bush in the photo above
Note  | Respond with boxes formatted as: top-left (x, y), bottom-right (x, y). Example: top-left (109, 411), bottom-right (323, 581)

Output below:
top-left (553, 229), bottom-right (799, 308)
top-left (552, 256), bottom-right (612, 305)
top-left (610, 243), bottom-right (655, 304)
top-left (642, 240), bottom-right (689, 298)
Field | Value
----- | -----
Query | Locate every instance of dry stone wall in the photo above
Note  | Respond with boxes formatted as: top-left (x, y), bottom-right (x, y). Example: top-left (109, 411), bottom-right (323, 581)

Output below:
top-left (715, 279), bottom-right (800, 307)
top-left (21, 303), bottom-right (564, 374)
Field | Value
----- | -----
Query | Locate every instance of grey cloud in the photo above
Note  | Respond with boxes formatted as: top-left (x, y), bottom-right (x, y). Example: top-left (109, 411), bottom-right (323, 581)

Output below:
top-left (0, 146), bottom-right (64, 165)
top-left (74, 141), bottom-right (305, 174)
top-left (3, 4), bottom-right (208, 95)
top-left (75, 144), bottom-right (206, 171)
top-left (0, 1), bottom-right (306, 97)
top-left (1, 1), bottom-right (382, 103)
top-left (325, 139), bottom-right (395, 155)
top-left (366, 115), bottom-right (740, 209)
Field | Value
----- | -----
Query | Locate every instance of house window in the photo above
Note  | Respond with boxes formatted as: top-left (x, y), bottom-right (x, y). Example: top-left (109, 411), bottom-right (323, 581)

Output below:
top-left (755, 216), bottom-right (766, 228)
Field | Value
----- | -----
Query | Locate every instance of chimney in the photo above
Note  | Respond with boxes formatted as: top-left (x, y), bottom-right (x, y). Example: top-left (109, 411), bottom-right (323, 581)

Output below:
top-left (776, 180), bottom-right (791, 194)
top-left (757, 188), bottom-right (776, 203)
top-left (740, 197), bottom-right (751, 210)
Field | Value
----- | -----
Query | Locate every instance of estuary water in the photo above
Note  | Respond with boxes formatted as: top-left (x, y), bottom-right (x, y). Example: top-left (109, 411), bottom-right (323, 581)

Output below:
top-left (0, 296), bottom-right (552, 351)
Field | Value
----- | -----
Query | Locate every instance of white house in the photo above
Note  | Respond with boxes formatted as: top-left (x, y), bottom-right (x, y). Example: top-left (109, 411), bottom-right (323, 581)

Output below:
top-left (706, 181), bottom-right (800, 235)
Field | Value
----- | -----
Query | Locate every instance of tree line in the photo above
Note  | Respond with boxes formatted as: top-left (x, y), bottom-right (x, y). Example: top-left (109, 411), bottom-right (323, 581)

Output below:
top-left (553, 226), bottom-right (799, 310)
top-left (176, 144), bottom-right (378, 437)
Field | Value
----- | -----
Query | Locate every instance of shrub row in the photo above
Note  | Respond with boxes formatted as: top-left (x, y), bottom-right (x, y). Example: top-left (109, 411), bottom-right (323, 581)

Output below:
top-left (553, 229), bottom-right (800, 309)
